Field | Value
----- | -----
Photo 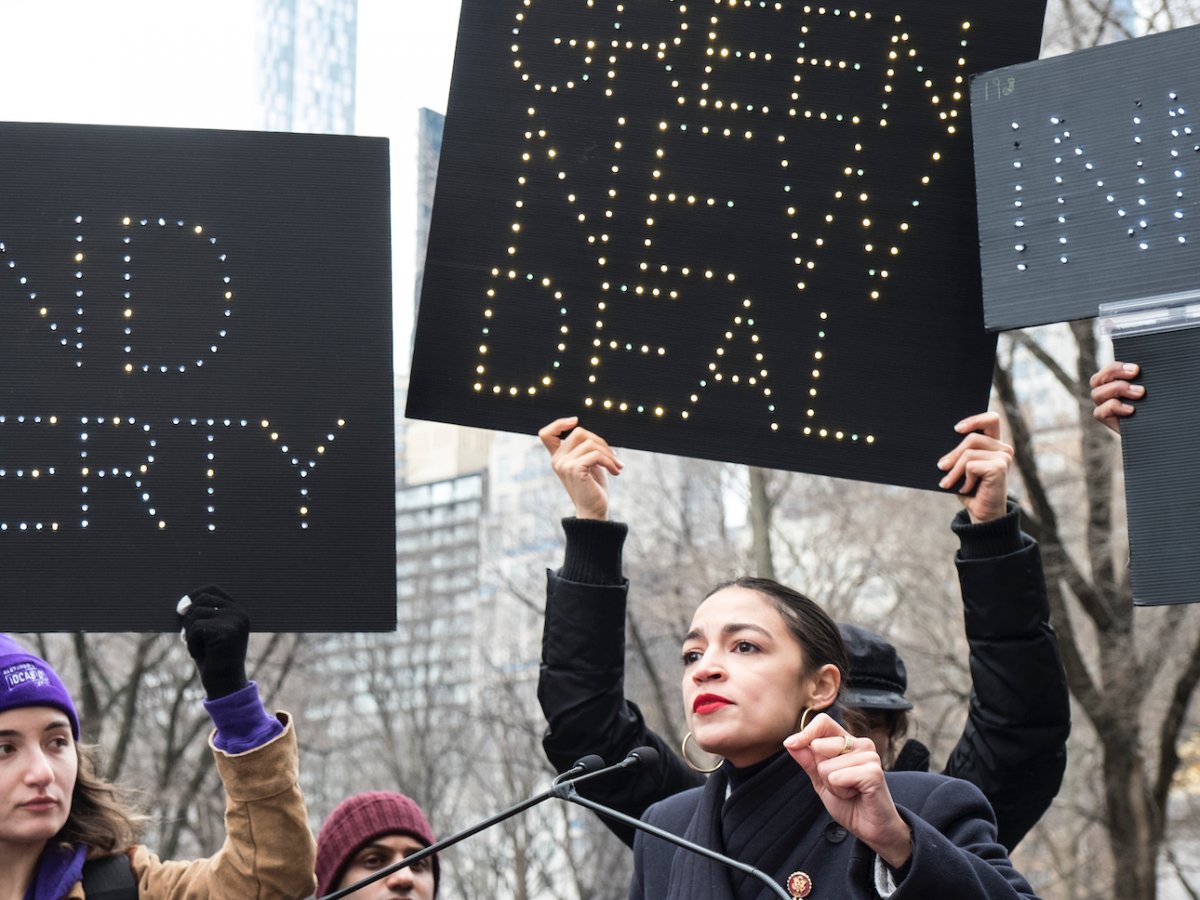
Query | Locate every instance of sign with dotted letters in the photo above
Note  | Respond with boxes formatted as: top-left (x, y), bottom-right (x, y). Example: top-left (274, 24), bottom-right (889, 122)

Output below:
top-left (971, 24), bottom-right (1200, 331)
top-left (0, 122), bottom-right (396, 632)
top-left (407, 0), bottom-right (1046, 489)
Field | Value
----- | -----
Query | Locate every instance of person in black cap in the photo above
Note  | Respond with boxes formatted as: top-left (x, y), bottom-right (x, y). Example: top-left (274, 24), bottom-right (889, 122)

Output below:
top-left (536, 411), bottom-right (1069, 854)
top-left (837, 624), bottom-right (919, 770)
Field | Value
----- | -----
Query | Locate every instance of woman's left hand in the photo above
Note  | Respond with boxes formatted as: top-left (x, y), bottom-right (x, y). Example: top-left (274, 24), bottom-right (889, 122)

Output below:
top-left (784, 713), bottom-right (912, 869)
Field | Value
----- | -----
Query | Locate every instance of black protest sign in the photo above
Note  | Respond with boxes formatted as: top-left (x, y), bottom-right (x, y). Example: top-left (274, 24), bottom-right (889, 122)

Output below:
top-left (408, 0), bottom-right (1046, 489)
top-left (1114, 324), bottom-right (1200, 606)
top-left (972, 25), bottom-right (1200, 331)
top-left (0, 122), bottom-right (395, 632)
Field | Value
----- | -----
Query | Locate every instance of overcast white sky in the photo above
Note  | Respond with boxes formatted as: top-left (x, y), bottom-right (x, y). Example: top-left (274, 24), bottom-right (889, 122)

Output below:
top-left (0, 0), bottom-right (463, 373)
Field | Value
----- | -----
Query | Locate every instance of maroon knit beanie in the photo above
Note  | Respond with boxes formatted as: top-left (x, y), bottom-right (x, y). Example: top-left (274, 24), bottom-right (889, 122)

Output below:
top-left (315, 791), bottom-right (438, 896)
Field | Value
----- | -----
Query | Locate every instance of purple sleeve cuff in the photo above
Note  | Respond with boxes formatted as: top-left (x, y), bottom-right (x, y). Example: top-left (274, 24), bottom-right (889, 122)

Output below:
top-left (203, 681), bottom-right (283, 754)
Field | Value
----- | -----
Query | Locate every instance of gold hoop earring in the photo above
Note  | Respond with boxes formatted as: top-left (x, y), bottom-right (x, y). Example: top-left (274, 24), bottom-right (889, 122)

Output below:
top-left (799, 707), bottom-right (814, 732)
top-left (681, 731), bottom-right (723, 773)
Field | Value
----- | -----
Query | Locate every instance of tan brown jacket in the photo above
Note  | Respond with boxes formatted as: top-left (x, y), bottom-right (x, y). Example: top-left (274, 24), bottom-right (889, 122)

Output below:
top-left (66, 712), bottom-right (316, 899)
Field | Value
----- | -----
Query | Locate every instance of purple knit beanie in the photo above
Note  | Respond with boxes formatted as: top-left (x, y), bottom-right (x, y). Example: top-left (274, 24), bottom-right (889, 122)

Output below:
top-left (0, 634), bottom-right (80, 739)
top-left (315, 791), bottom-right (439, 896)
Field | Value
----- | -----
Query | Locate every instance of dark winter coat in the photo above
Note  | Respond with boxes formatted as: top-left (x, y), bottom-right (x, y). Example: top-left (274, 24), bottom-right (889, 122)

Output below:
top-left (631, 751), bottom-right (1039, 899)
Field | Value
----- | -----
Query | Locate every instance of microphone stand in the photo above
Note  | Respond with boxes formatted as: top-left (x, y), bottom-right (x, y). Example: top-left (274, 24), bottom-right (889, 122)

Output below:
top-left (555, 784), bottom-right (792, 900)
top-left (318, 750), bottom-right (790, 900)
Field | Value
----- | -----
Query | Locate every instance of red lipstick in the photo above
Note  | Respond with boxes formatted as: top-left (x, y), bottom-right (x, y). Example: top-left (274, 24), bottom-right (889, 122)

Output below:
top-left (693, 693), bottom-right (732, 715)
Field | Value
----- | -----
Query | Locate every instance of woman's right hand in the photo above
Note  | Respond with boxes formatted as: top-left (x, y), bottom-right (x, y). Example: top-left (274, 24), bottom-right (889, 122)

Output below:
top-left (784, 713), bottom-right (913, 870)
top-left (538, 417), bottom-right (623, 520)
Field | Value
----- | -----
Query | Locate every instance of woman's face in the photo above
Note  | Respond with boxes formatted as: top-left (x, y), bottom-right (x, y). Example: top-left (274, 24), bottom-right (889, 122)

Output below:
top-left (682, 587), bottom-right (834, 768)
top-left (0, 706), bottom-right (78, 851)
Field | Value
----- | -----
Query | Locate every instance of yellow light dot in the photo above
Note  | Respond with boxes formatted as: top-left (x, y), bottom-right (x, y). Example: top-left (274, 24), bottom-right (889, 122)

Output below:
top-left (271, 432), bottom-right (279, 441)
top-left (122, 216), bottom-right (131, 226)
top-left (194, 225), bottom-right (203, 234)
top-left (159, 521), bottom-right (166, 529)
top-left (654, 407), bottom-right (664, 416)
top-left (124, 363), bottom-right (133, 373)
top-left (261, 420), bottom-right (270, 428)
top-left (300, 506), bottom-right (308, 516)
top-left (124, 309), bottom-right (132, 318)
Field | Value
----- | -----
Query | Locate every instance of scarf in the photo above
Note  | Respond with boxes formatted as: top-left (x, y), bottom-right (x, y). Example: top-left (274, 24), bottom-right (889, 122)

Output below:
top-left (662, 751), bottom-right (834, 900)
top-left (25, 844), bottom-right (87, 900)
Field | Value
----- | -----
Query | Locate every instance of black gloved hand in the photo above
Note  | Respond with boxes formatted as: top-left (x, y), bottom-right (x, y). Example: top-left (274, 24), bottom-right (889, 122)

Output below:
top-left (179, 584), bottom-right (250, 700)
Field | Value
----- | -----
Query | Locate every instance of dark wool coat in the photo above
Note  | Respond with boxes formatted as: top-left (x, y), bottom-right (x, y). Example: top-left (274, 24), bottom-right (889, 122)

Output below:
top-left (630, 752), bottom-right (1039, 899)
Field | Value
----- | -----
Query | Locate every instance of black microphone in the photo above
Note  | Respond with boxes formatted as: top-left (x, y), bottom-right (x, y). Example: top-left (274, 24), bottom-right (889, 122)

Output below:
top-left (315, 751), bottom-right (646, 900)
top-left (553, 745), bottom-right (660, 793)
top-left (553, 753), bottom-right (605, 785)
top-left (557, 777), bottom-right (791, 900)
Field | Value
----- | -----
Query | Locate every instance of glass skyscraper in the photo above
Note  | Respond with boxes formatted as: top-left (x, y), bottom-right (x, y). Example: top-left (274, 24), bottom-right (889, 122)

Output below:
top-left (258, 0), bottom-right (357, 134)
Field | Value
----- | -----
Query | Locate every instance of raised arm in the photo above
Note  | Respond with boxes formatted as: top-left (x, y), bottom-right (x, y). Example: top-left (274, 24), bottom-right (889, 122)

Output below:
top-left (936, 413), bottom-right (1070, 850)
top-left (130, 588), bottom-right (316, 899)
top-left (537, 418), bottom-right (702, 846)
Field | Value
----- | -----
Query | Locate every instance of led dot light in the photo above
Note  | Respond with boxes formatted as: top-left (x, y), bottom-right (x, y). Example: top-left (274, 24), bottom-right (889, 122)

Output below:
top-left (469, 1), bottom-right (989, 447)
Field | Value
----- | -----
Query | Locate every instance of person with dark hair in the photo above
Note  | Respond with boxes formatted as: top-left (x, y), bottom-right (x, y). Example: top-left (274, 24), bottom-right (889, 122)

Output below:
top-left (0, 587), bottom-right (315, 899)
top-left (314, 790), bottom-right (439, 900)
top-left (536, 411), bottom-right (1067, 881)
top-left (836, 624), bottom-right (918, 769)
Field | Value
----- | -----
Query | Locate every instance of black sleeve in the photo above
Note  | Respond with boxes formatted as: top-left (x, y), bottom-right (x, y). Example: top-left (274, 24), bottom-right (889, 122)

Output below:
top-left (539, 518), bottom-right (703, 847)
top-left (942, 504), bottom-right (1071, 851)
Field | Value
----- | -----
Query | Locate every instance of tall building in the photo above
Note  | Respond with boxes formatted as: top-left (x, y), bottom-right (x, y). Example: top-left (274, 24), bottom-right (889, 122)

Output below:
top-left (415, 108), bottom-right (445, 318)
top-left (258, 0), bottom-right (358, 134)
